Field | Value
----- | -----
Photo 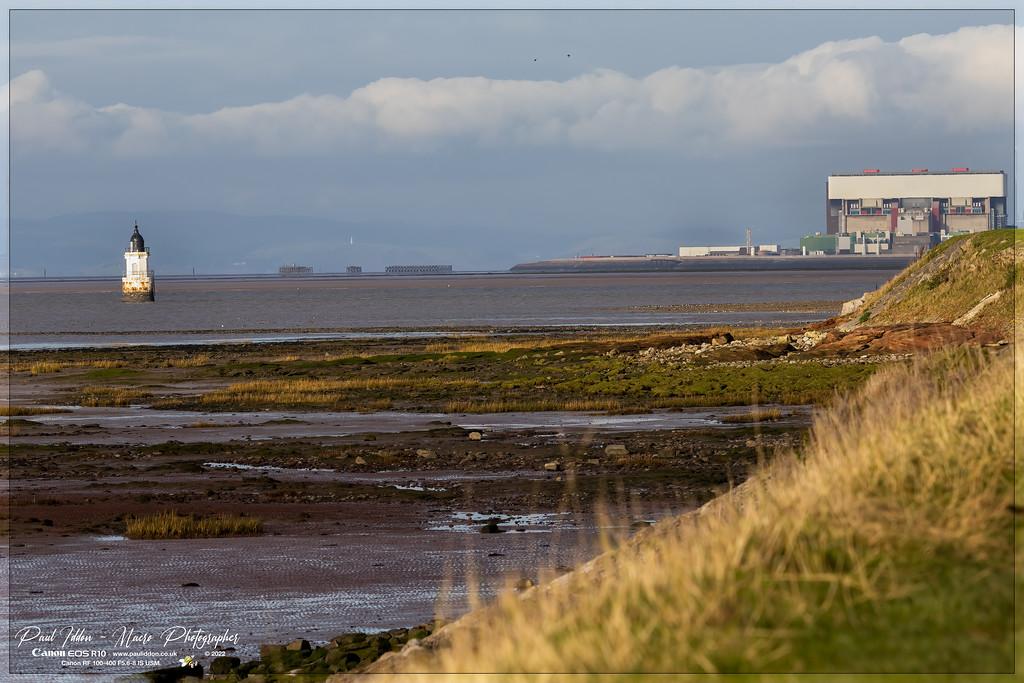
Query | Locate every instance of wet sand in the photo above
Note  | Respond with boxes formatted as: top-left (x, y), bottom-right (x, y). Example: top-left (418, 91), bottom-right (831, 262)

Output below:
top-left (8, 401), bottom-right (799, 676)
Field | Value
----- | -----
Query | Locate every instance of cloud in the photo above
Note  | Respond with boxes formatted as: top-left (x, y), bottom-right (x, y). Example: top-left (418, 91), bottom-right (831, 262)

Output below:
top-left (10, 24), bottom-right (1013, 159)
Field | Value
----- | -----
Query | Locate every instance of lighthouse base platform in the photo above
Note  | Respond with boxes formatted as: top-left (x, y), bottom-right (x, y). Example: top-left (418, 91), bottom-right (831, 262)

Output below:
top-left (122, 287), bottom-right (155, 303)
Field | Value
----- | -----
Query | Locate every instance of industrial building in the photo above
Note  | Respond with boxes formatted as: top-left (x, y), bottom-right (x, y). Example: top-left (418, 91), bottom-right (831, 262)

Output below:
top-left (279, 263), bottom-right (313, 276)
top-left (678, 245), bottom-right (779, 257)
top-left (802, 168), bottom-right (1008, 257)
top-left (385, 265), bottom-right (453, 275)
top-left (826, 168), bottom-right (1007, 235)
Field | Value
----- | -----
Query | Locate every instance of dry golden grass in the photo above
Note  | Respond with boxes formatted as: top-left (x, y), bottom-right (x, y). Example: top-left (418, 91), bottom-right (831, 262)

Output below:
top-left (78, 387), bottom-right (153, 407)
top-left (720, 408), bottom-right (783, 423)
top-left (23, 360), bottom-right (70, 373)
top-left (0, 406), bottom-right (71, 416)
top-left (124, 511), bottom-right (262, 539)
top-left (165, 354), bottom-right (211, 368)
top-left (88, 359), bottom-right (127, 369)
top-left (397, 343), bottom-right (1015, 676)
top-left (444, 398), bottom-right (621, 414)
top-left (194, 377), bottom-right (480, 409)
top-left (13, 359), bottom-right (133, 373)
top-left (425, 338), bottom-right (524, 354)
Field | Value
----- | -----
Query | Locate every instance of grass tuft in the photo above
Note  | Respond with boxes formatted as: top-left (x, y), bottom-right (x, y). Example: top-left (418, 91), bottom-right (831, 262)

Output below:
top-left (720, 408), bottom-right (783, 423)
top-left (78, 387), bottom-right (153, 407)
top-left (0, 406), bottom-right (72, 416)
top-left (124, 511), bottom-right (263, 539)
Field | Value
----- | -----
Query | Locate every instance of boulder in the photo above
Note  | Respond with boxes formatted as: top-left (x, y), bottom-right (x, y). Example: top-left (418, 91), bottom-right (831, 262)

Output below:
top-left (286, 639), bottom-right (311, 651)
top-left (325, 648), bottom-right (361, 671)
top-left (605, 444), bottom-right (628, 457)
top-left (354, 456), bottom-right (367, 465)
top-left (700, 341), bottom-right (793, 362)
top-left (328, 632), bottom-right (367, 649)
top-left (544, 461), bottom-right (562, 471)
top-left (468, 431), bottom-right (483, 441)
top-left (710, 332), bottom-right (734, 346)
top-left (260, 644), bottom-right (285, 659)
top-left (805, 323), bottom-right (1003, 357)
top-left (209, 656), bottom-right (241, 675)
top-left (416, 449), bottom-right (437, 459)
top-left (841, 296), bottom-right (866, 316)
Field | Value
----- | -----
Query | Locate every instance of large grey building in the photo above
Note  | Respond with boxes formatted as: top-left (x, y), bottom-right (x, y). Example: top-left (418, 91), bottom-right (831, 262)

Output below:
top-left (826, 168), bottom-right (1007, 236)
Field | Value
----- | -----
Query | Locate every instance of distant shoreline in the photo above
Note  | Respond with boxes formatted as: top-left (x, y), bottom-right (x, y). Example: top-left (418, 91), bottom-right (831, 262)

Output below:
top-left (7, 257), bottom-right (910, 293)
top-left (510, 254), bottom-right (915, 273)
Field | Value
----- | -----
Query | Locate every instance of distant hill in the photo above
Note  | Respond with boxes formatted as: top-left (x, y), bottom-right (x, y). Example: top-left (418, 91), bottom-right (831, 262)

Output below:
top-left (837, 229), bottom-right (1020, 334)
top-left (8, 211), bottom-right (559, 276)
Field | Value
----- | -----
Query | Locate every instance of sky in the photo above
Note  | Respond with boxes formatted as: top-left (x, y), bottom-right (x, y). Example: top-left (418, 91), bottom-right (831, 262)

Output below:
top-left (5, 4), bottom-right (1019, 273)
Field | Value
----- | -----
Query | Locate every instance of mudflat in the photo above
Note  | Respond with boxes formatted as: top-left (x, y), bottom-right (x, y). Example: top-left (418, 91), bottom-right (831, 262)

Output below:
top-left (6, 330), bottom-right (820, 674)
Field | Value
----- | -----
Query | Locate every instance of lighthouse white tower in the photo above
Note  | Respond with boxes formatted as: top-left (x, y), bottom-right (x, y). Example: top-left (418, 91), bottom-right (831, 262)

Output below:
top-left (122, 222), bottom-right (155, 302)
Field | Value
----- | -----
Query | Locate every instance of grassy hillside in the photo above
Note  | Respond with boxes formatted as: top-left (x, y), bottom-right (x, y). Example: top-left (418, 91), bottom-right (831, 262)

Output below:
top-left (379, 343), bottom-right (1017, 677)
top-left (843, 229), bottom-right (1020, 332)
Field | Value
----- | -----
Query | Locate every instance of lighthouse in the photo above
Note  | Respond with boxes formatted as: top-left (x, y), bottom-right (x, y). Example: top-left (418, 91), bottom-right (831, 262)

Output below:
top-left (122, 222), bottom-right (155, 302)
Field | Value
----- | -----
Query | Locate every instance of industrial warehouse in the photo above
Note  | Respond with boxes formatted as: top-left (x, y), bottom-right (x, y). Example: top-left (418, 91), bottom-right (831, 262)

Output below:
top-left (802, 168), bottom-right (1008, 256)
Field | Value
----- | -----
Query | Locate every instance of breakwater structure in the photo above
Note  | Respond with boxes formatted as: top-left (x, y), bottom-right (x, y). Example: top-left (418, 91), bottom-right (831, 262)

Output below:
top-left (510, 254), bottom-right (915, 273)
top-left (122, 222), bottom-right (155, 302)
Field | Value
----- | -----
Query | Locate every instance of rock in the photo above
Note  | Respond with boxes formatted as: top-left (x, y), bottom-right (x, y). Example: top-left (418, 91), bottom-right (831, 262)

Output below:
top-left (710, 332), bottom-right (734, 346)
top-left (631, 520), bottom-right (651, 528)
top-left (329, 633), bottom-right (367, 649)
top-left (700, 341), bottom-right (792, 363)
top-left (586, 458), bottom-right (601, 466)
top-left (544, 461), bottom-right (562, 471)
top-left (354, 456), bottom-right (367, 465)
top-left (605, 444), bottom-right (628, 457)
top-left (841, 296), bottom-right (866, 316)
top-left (416, 449), bottom-right (437, 459)
top-left (362, 434), bottom-right (376, 441)
top-left (286, 639), bottom-right (311, 651)
top-left (481, 521), bottom-right (505, 533)
top-left (468, 431), bottom-right (483, 441)
top-left (180, 582), bottom-right (200, 587)
top-left (325, 648), bottom-right (360, 671)
top-left (806, 323), bottom-right (1003, 357)
top-left (260, 644), bottom-right (285, 659)
top-left (514, 577), bottom-right (535, 591)
top-left (209, 656), bottom-right (241, 675)
top-left (953, 291), bottom-right (1001, 326)
top-left (369, 635), bottom-right (392, 652)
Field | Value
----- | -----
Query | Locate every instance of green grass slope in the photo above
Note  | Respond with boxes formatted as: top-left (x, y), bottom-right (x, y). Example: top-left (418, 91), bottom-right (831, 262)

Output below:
top-left (841, 229), bottom-right (1020, 332)
top-left (387, 344), bottom-right (1016, 679)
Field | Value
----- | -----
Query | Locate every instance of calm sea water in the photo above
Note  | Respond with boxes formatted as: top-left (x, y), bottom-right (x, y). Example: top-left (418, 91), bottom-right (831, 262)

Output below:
top-left (8, 270), bottom-right (896, 348)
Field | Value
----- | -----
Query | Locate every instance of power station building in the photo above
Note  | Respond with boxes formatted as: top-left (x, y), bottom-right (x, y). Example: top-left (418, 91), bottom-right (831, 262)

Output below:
top-left (826, 168), bottom-right (1007, 236)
